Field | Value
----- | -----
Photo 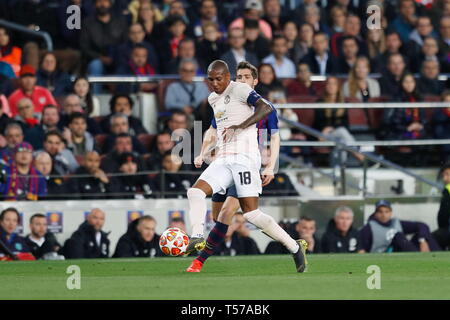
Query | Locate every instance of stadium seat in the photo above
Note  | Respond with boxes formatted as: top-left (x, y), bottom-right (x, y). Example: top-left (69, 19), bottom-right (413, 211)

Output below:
top-left (157, 79), bottom-right (177, 111)
top-left (92, 115), bottom-right (105, 124)
top-left (94, 134), bottom-right (108, 151)
top-left (137, 133), bottom-right (156, 153)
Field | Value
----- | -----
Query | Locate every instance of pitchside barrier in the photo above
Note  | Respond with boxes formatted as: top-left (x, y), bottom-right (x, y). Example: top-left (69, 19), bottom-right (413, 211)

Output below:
top-left (0, 196), bottom-right (440, 256)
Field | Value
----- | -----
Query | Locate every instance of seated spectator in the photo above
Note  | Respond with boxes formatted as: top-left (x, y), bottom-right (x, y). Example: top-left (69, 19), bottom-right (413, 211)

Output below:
top-left (34, 151), bottom-right (67, 200)
top-left (0, 208), bottom-right (29, 256)
top-left (432, 91), bottom-right (450, 162)
top-left (81, 0), bottom-right (128, 94)
top-left (387, 0), bottom-right (417, 43)
top-left (254, 63), bottom-right (284, 99)
top-left (335, 36), bottom-right (359, 74)
top-left (287, 62), bottom-right (323, 96)
top-left (14, 98), bottom-right (41, 134)
top-left (165, 38), bottom-right (202, 75)
top-left (157, 15), bottom-right (189, 73)
top-left (100, 94), bottom-right (147, 136)
top-left (379, 53), bottom-right (407, 100)
top-left (137, 0), bottom-right (162, 43)
top-left (113, 215), bottom-right (163, 258)
top-left (296, 217), bottom-right (321, 254)
top-left (0, 27), bottom-right (22, 76)
top-left (192, 0), bottom-right (226, 39)
top-left (432, 163), bottom-right (450, 250)
top-left (8, 65), bottom-right (57, 117)
top-left (116, 44), bottom-right (158, 94)
top-left (262, 0), bottom-right (290, 37)
top-left (102, 113), bottom-right (147, 154)
top-left (328, 6), bottom-right (346, 35)
top-left (25, 104), bottom-right (61, 151)
top-left (68, 151), bottom-right (115, 199)
top-left (101, 133), bottom-right (143, 173)
top-left (287, 22), bottom-right (314, 65)
top-left (216, 212), bottom-right (260, 256)
top-left (220, 27), bottom-right (259, 78)
top-left (63, 112), bottom-right (97, 157)
top-left (154, 152), bottom-right (194, 198)
top-left (301, 32), bottom-right (338, 75)
top-left (146, 132), bottom-right (175, 171)
top-left (116, 152), bottom-right (156, 199)
top-left (406, 16), bottom-right (438, 64)
top-left (25, 213), bottom-right (62, 259)
top-left (59, 94), bottom-right (102, 136)
top-left (342, 56), bottom-right (380, 102)
top-left (410, 36), bottom-right (444, 74)
top-left (229, 0), bottom-right (272, 40)
top-left (169, 216), bottom-right (187, 232)
top-left (0, 142), bottom-right (47, 201)
top-left (0, 123), bottom-right (24, 164)
top-left (417, 59), bottom-right (444, 96)
top-left (262, 35), bottom-right (296, 78)
top-left (321, 206), bottom-right (362, 253)
top-left (71, 76), bottom-right (101, 117)
top-left (36, 52), bottom-right (72, 98)
top-left (196, 22), bottom-right (227, 73)
top-left (366, 28), bottom-right (386, 74)
top-left (439, 16), bottom-right (450, 72)
top-left (62, 208), bottom-right (110, 259)
top-left (164, 59), bottom-right (210, 116)
top-left (330, 14), bottom-right (367, 59)
top-left (302, 3), bottom-right (331, 36)
top-left (41, 130), bottom-right (79, 175)
top-left (359, 200), bottom-right (441, 253)
top-left (244, 19), bottom-right (271, 62)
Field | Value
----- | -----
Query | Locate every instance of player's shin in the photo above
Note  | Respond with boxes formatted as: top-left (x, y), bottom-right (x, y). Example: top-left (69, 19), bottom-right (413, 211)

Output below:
top-left (187, 188), bottom-right (207, 238)
top-left (196, 221), bottom-right (229, 264)
top-left (244, 209), bottom-right (299, 253)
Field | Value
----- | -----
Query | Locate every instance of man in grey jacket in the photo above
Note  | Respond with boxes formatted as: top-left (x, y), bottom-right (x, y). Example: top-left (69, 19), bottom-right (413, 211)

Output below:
top-left (63, 112), bottom-right (97, 157)
top-left (39, 130), bottom-right (79, 175)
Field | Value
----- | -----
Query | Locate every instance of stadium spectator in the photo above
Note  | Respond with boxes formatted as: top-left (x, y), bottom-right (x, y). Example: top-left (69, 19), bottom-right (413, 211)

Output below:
top-left (0, 208), bottom-right (29, 255)
top-left (169, 216), bottom-right (187, 232)
top-left (192, 0), bottom-right (226, 39)
top-left (41, 130), bottom-right (79, 175)
top-left (302, 4), bottom-right (331, 36)
top-left (137, 0), bottom-right (162, 42)
top-left (197, 22), bottom-right (227, 71)
top-left (301, 32), bottom-right (338, 75)
top-left (0, 142), bottom-right (47, 201)
top-left (335, 36), bottom-right (360, 74)
top-left (63, 112), bottom-right (98, 158)
top-left (25, 213), bottom-right (62, 259)
top-left (366, 28), bottom-right (386, 74)
top-left (165, 37), bottom-right (203, 75)
top-left (154, 152), bottom-right (194, 198)
top-left (34, 151), bottom-right (66, 199)
top-left (36, 52), bottom-right (72, 98)
top-left (0, 27), bottom-right (22, 76)
top-left (102, 113), bottom-right (147, 154)
top-left (113, 215), bottom-right (163, 257)
top-left (388, 0), bottom-right (417, 43)
top-left (100, 94), bottom-right (148, 136)
top-left (359, 200), bottom-right (441, 253)
top-left (287, 62), bottom-right (323, 96)
top-left (244, 18), bottom-right (272, 62)
top-left (330, 14), bottom-right (367, 59)
top-left (14, 98), bottom-right (41, 134)
top-left (115, 152), bottom-right (156, 199)
top-left (342, 56), bottom-right (380, 102)
top-left (71, 77), bottom-right (101, 117)
top-left (80, 0), bottom-right (128, 93)
top-left (59, 94), bottom-right (102, 136)
top-left (287, 22), bottom-right (314, 65)
top-left (229, 0), bottom-right (272, 40)
top-left (166, 110), bottom-right (189, 134)
top-left (216, 212), bottom-right (260, 256)
top-left (220, 27), bottom-right (259, 78)
top-left (321, 206), bottom-right (362, 253)
top-left (25, 104), bottom-right (61, 151)
top-left (0, 123), bottom-right (24, 164)
top-left (164, 59), bottom-right (210, 115)
top-left (328, 6), bottom-right (346, 35)
top-left (157, 15), bottom-right (189, 73)
top-left (439, 16), bottom-right (450, 72)
top-left (417, 59), bottom-right (445, 96)
top-left (379, 53), bottom-right (407, 99)
top-left (8, 65), bottom-right (57, 117)
top-left (254, 63), bottom-right (284, 99)
top-left (432, 91), bottom-right (450, 162)
top-left (101, 133), bottom-right (143, 173)
top-left (378, 31), bottom-right (406, 74)
top-left (410, 36), bottom-right (443, 73)
top-left (296, 217), bottom-right (321, 254)
top-left (432, 163), bottom-right (450, 250)
top-left (68, 151), bottom-right (115, 199)
top-left (262, 0), bottom-right (290, 36)
top-left (406, 15), bottom-right (437, 62)
top-left (146, 132), bottom-right (175, 171)
top-left (62, 208), bottom-right (110, 259)
top-left (262, 35), bottom-right (296, 78)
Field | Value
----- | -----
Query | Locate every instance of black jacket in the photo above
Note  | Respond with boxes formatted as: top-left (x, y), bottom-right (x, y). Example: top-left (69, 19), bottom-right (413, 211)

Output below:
top-left (438, 186), bottom-right (450, 230)
top-left (25, 232), bottom-right (61, 259)
top-left (321, 219), bottom-right (362, 253)
top-left (66, 166), bottom-right (117, 199)
top-left (216, 233), bottom-right (260, 256)
top-left (62, 221), bottom-right (110, 259)
top-left (300, 50), bottom-right (338, 75)
top-left (113, 219), bottom-right (163, 258)
top-left (100, 114), bottom-right (148, 137)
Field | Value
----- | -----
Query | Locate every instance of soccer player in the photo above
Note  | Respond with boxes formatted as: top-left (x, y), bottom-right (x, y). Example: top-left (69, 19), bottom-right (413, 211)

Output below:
top-left (185, 60), bottom-right (307, 273)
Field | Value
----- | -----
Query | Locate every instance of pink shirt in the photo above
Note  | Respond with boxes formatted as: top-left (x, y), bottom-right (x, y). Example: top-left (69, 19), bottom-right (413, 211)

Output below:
top-left (229, 18), bottom-right (272, 40)
top-left (8, 86), bottom-right (57, 116)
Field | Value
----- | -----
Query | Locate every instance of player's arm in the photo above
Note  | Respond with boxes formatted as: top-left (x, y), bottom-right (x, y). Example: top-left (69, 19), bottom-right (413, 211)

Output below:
top-left (194, 125), bottom-right (217, 168)
top-left (261, 132), bottom-right (280, 187)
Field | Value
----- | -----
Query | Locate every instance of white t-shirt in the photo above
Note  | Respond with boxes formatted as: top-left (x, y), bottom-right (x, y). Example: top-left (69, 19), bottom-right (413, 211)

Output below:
top-left (208, 81), bottom-right (261, 160)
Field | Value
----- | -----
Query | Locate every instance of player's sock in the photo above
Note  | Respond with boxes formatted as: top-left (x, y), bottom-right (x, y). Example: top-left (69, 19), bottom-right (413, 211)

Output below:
top-left (187, 188), bottom-right (207, 238)
top-left (244, 209), bottom-right (299, 254)
top-left (196, 221), bottom-right (228, 264)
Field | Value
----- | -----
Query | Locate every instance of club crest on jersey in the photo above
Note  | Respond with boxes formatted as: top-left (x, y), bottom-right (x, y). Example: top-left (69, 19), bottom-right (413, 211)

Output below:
top-left (215, 110), bottom-right (225, 119)
top-left (224, 95), bottom-right (230, 104)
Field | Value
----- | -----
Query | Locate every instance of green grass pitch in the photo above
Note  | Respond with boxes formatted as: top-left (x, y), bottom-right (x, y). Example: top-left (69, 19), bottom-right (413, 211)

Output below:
top-left (1, 252), bottom-right (450, 300)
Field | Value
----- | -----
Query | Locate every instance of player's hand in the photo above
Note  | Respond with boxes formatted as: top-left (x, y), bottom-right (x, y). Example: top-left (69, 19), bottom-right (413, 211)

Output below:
top-left (194, 155), bottom-right (204, 168)
top-left (223, 125), bottom-right (241, 143)
top-left (261, 168), bottom-right (275, 187)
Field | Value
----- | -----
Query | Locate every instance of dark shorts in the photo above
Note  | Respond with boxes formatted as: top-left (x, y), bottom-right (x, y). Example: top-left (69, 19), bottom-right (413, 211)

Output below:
top-left (211, 185), bottom-right (238, 202)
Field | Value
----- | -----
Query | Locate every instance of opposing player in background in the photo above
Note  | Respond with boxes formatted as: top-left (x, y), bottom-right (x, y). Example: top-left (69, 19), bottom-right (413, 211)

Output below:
top-left (185, 60), bottom-right (307, 273)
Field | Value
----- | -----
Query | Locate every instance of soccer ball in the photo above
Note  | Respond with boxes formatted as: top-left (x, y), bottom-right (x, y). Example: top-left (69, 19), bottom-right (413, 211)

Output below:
top-left (159, 227), bottom-right (190, 256)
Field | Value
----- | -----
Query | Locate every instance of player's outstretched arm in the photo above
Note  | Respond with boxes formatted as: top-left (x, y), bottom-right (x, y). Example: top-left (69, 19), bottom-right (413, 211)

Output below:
top-left (194, 126), bottom-right (217, 168)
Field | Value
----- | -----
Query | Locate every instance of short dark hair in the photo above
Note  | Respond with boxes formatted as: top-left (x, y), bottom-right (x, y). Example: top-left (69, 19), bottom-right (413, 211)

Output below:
top-left (115, 132), bottom-right (132, 140)
top-left (109, 94), bottom-right (134, 113)
top-left (138, 215), bottom-right (156, 224)
top-left (132, 43), bottom-right (148, 53)
top-left (237, 61), bottom-right (258, 79)
top-left (171, 110), bottom-right (188, 120)
top-left (341, 35), bottom-right (358, 45)
top-left (42, 104), bottom-right (58, 114)
top-left (68, 112), bottom-right (87, 125)
top-left (44, 130), bottom-right (64, 143)
top-left (244, 18), bottom-right (259, 29)
top-left (0, 207), bottom-right (20, 222)
top-left (299, 216), bottom-right (315, 223)
top-left (30, 213), bottom-right (46, 224)
top-left (170, 216), bottom-right (185, 223)
top-left (271, 35), bottom-right (286, 46)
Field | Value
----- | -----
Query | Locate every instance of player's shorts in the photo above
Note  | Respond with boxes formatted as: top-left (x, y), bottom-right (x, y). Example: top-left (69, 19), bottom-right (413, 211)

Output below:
top-left (198, 153), bottom-right (261, 198)
top-left (211, 185), bottom-right (238, 202)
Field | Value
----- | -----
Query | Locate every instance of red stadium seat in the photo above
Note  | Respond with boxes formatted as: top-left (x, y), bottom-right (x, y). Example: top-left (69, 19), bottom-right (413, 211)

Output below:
top-left (137, 133), bottom-right (156, 153)
top-left (294, 109), bottom-right (315, 127)
top-left (157, 79), bottom-right (177, 111)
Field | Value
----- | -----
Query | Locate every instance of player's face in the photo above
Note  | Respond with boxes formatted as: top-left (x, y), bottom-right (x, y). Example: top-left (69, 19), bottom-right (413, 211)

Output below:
top-left (375, 206), bottom-right (392, 224)
top-left (138, 219), bottom-right (156, 242)
top-left (236, 68), bottom-right (257, 89)
top-left (30, 217), bottom-right (47, 238)
top-left (207, 69), bottom-right (230, 94)
top-left (334, 211), bottom-right (353, 233)
top-left (0, 211), bottom-right (18, 235)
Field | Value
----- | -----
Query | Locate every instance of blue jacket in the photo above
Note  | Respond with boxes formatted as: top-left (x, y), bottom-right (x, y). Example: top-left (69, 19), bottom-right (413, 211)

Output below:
top-left (0, 226), bottom-right (30, 254)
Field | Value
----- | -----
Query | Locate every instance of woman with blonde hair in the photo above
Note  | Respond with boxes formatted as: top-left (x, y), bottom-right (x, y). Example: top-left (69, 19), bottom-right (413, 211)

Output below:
top-left (343, 56), bottom-right (380, 102)
top-left (366, 28), bottom-right (386, 73)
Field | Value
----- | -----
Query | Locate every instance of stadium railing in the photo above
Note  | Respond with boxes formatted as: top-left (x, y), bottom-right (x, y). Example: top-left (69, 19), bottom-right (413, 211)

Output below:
top-left (0, 19), bottom-right (53, 51)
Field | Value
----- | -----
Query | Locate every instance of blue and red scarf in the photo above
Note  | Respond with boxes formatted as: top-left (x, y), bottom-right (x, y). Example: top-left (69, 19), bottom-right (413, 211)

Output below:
top-left (5, 164), bottom-right (40, 201)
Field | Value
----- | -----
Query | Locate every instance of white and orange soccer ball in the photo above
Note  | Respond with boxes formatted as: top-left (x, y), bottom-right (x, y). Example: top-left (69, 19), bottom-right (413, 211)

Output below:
top-left (159, 227), bottom-right (190, 256)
